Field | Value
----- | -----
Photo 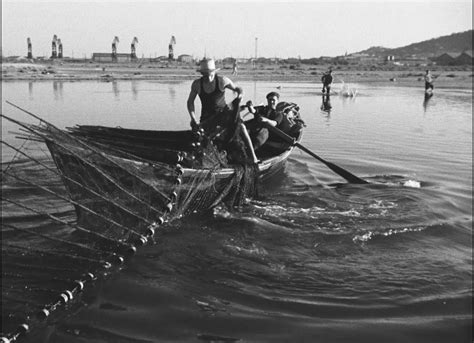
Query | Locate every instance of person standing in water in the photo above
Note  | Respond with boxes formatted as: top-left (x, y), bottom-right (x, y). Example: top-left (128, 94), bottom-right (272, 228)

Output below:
top-left (232, 59), bottom-right (238, 76)
top-left (321, 68), bottom-right (333, 94)
top-left (424, 70), bottom-right (434, 93)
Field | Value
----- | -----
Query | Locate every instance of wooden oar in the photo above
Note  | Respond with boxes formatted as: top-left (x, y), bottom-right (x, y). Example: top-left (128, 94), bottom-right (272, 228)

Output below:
top-left (263, 123), bottom-right (368, 184)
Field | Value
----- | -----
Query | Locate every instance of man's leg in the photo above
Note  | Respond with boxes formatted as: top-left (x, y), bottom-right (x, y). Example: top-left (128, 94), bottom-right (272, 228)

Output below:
top-left (252, 128), bottom-right (269, 150)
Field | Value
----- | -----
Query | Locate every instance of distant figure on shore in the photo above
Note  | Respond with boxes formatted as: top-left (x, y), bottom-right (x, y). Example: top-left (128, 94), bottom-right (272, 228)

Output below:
top-left (321, 68), bottom-right (333, 94)
top-left (424, 70), bottom-right (434, 93)
top-left (187, 58), bottom-right (259, 163)
top-left (244, 92), bottom-right (283, 150)
top-left (232, 59), bottom-right (238, 76)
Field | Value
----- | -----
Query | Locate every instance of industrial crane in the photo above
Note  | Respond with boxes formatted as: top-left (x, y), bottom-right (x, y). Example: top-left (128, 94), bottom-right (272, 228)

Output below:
top-left (51, 34), bottom-right (58, 59)
top-left (57, 38), bottom-right (63, 58)
top-left (168, 35), bottom-right (176, 60)
top-left (27, 37), bottom-right (32, 59)
top-left (131, 37), bottom-right (138, 59)
top-left (112, 36), bottom-right (119, 61)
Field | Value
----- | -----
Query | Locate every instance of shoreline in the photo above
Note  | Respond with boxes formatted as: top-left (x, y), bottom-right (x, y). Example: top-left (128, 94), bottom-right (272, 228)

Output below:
top-left (2, 62), bottom-right (472, 89)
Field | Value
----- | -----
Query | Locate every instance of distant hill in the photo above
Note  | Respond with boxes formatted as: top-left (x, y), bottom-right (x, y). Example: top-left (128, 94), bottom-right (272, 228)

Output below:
top-left (354, 30), bottom-right (472, 58)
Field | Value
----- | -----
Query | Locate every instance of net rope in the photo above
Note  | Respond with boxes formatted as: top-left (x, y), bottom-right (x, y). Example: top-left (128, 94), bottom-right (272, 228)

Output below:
top-left (0, 104), bottom-right (262, 341)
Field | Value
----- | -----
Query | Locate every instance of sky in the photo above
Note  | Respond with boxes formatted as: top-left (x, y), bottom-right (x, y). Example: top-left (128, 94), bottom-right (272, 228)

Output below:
top-left (1, 0), bottom-right (472, 59)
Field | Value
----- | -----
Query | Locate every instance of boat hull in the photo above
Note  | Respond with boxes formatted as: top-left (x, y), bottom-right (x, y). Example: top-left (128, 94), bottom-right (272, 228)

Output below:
top-left (46, 128), bottom-right (301, 231)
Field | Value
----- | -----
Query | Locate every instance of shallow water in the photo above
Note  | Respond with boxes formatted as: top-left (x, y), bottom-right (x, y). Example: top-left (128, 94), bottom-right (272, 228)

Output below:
top-left (1, 80), bottom-right (472, 342)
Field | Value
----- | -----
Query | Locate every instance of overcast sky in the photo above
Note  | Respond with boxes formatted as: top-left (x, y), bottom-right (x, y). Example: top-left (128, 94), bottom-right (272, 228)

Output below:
top-left (2, 0), bottom-right (472, 59)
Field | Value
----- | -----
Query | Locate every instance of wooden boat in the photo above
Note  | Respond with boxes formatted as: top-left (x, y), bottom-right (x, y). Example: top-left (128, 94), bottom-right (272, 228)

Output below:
top-left (40, 103), bottom-right (305, 233)
top-left (0, 101), bottom-right (304, 342)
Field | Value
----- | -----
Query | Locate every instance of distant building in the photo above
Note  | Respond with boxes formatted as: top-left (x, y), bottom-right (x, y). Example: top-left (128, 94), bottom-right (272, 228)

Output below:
top-left (456, 50), bottom-right (473, 65)
top-left (92, 53), bottom-right (134, 62)
top-left (236, 58), bottom-right (250, 64)
top-left (177, 54), bottom-right (193, 63)
top-left (344, 53), bottom-right (381, 63)
top-left (285, 58), bottom-right (300, 64)
top-left (432, 52), bottom-right (458, 66)
top-left (222, 57), bottom-right (236, 64)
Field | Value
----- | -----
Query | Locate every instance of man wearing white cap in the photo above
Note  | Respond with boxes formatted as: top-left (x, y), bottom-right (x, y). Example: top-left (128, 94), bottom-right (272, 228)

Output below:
top-left (187, 58), bottom-right (242, 129)
top-left (187, 58), bottom-right (259, 164)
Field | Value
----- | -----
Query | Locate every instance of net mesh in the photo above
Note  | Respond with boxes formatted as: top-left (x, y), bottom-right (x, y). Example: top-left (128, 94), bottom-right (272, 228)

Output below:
top-left (1, 106), bottom-right (260, 341)
top-left (0, 97), bottom-right (306, 341)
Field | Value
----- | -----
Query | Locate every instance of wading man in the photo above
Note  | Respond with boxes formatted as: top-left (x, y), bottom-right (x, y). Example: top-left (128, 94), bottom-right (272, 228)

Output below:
top-left (321, 68), bottom-right (333, 94)
top-left (424, 69), bottom-right (434, 92)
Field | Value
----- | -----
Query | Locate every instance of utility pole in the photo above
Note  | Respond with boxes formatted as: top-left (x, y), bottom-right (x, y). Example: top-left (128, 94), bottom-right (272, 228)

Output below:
top-left (255, 37), bottom-right (258, 59)
top-left (254, 37), bottom-right (258, 69)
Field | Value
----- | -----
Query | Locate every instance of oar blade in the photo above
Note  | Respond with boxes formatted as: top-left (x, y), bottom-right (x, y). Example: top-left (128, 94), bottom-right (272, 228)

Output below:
top-left (324, 160), bottom-right (368, 184)
top-left (263, 123), bottom-right (368, 184)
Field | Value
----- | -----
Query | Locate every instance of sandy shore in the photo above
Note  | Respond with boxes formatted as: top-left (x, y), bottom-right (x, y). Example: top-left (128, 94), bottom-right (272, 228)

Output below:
top-left (2, 61), bottom-right (472, 89)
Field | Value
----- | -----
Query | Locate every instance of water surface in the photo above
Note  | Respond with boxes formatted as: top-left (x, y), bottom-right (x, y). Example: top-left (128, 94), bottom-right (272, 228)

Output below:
top-left (1, 80), bottom-right (472, 342)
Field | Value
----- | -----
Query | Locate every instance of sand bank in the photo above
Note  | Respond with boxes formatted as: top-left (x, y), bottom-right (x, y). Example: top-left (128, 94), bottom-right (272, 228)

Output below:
top-left (2, 61), bottom-right (472, 89)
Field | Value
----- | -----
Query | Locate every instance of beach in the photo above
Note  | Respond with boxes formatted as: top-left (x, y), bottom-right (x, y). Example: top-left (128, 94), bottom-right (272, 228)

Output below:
top-left (2, 61), bottom-right (472, 89)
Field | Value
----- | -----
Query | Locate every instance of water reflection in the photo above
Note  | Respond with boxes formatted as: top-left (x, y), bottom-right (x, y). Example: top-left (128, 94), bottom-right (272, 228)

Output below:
top-left (28, 82), bottom-right (34, 100)
top-left (168, 84), bottom-right (176, 103)
top-left (320, 94), bottom-right (332, 116)
top-left (131, 80), bottom-right (138, 101)
top-left (53, 81), bottom-right (63, 101)
top-left (423, 92), bottom-right (433, 113)
top-left (112, 80), bottom-right (119, 99)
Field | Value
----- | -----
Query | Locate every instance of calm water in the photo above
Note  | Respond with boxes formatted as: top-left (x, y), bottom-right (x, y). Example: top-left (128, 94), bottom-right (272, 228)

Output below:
top-left (1, 80), bottom-right (472, 342)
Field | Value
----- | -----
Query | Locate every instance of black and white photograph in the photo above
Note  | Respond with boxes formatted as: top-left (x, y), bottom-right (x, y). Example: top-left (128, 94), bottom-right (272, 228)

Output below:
top-left (1, 1), bottom-right (472, 342)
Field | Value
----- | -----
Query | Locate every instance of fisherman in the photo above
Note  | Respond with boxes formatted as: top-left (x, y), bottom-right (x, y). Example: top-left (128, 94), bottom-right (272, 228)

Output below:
top-left (321, 68), bottom-right (333, 94)
top-left (424, 69), bottom-right (434, 92)
top-left (187, 58), bottom-right (259, 163)
top-left (232, 59), bottom-right (238, 76)
top-left (244, 92), bottom-right (283, 150)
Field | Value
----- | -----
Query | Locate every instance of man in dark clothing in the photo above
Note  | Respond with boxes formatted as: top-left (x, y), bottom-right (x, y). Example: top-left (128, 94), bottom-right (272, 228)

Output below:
top-left (244, 92), bottom-right (283, 150)
top-left (321, 68), bottom-right (333, 94)
top-left (424, 70), bottom-right (434, 92)
top-left (187, 58), bottom-right (259, 163)
top-left (187, 58), bottom-right (241, 131)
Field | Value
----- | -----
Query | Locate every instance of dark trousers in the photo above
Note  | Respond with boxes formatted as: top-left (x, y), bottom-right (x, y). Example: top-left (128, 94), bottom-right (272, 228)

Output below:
top-left (322, 84), bottom-right (331, 93)
top-left (245, 119), bottom-right (269, 150)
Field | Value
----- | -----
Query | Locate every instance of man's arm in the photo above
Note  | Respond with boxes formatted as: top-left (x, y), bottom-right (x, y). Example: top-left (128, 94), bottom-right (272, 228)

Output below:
top-left (222, 77), bottom-right (243, 97)
top-left (245, 102), bottom-right (277, 126)
top-left (260, 114), bottom-right (279, 127)
top-left (187, 80), bottom-right (199, 127)
top-left (246, 100), bottom-right (257, 114)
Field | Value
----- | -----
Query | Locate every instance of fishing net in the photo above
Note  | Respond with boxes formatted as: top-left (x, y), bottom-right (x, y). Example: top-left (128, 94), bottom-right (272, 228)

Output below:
top-left (0, 101), bottom-right (260, 341)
